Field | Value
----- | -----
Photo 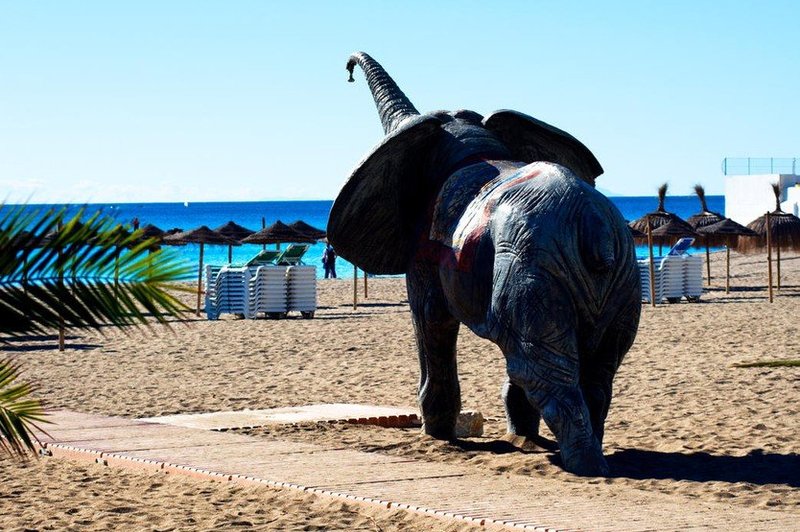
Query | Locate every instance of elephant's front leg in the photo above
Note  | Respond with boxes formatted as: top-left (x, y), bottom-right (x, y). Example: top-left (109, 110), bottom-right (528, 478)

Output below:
top-left (407, 267), bottom-right (461, 440)
top-left (507, 344), bottom-right (608, 476)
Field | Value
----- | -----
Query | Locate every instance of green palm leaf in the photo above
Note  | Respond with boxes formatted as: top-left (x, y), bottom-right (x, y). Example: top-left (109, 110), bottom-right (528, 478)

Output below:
top-left (0, 204), bottom-right (194, 457)
top-left (1, 205), bottom-right (192, 335)
top-left (0, 358), bottom-right (48, 457)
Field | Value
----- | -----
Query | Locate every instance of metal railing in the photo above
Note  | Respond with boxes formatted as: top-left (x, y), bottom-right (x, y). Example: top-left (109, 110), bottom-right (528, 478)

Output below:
top-left (722, 157), bottom-right (799, 175)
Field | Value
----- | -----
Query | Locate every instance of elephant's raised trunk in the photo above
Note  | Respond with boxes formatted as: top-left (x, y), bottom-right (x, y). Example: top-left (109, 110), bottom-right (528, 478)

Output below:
top-left (346, 52), bottom-right (420, 134)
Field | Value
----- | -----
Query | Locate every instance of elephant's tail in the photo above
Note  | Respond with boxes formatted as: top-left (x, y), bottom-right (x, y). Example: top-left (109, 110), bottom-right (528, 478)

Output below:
top-left (346, 52), bottom-right (420, 134)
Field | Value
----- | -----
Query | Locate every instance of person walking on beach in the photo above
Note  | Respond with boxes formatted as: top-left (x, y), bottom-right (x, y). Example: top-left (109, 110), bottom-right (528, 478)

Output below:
top-left (131, 217), bottom-right (140, 230)
top-left (322, 244), bottom-right (337, 279)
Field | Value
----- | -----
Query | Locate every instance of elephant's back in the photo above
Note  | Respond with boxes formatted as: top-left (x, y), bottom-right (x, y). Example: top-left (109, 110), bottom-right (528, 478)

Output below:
top-left (487, 161), bottom-right (639, 297)
top-left (428, 160), bottom-right (527, 249)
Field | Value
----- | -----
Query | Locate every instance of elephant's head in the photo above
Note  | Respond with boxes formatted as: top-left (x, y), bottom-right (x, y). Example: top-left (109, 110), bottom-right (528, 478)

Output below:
top-left (328, 51), bottom-right (604, 275)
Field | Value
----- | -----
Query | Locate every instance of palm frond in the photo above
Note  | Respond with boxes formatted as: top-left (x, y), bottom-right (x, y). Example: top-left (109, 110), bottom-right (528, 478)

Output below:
top-left (694, 184), bottom-right (708, 212)
top-left (771, 182), bottom-right (782, 212)
top-left (657, 183), bottom-right (668, 212)
top-left (0, 205), bottom-right (192, 336)
top-left (0, 204), bottom-right (193, 459)
top-left (0, 358), bottom-right (48, 458)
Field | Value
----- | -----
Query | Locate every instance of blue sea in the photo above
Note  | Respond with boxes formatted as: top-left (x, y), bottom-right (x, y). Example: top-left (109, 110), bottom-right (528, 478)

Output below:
top-left (20, 195), bottom-right (724, 279)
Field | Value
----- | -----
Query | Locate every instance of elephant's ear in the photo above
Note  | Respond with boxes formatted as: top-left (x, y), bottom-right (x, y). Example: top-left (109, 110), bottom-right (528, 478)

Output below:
top-left (483, 110), bottom-right (603, 185)
top-left (328, 115), bottom-right (442, 275)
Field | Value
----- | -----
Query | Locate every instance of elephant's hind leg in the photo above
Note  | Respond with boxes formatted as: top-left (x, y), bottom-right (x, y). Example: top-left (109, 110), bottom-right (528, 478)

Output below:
top-left (407, 268), bottom-right (461, 440)
top-left (507, 345), bottom-right (608, 476)
top-left (502, 378), bottom-right (541, 437)
top-left (581, 307), bottom-right (639, 444)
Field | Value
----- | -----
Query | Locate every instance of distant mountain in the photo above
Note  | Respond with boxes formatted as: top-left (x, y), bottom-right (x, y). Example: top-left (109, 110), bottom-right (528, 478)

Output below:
top-left (596, 185), bottom-right (623, 197)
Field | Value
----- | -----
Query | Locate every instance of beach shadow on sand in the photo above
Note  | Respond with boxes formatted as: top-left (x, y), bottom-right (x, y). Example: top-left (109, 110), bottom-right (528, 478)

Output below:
top-left (1, 333), bottom-right (101, 351)
top-left (334, 302), bottom-right (409, 309)
top-left (1, 342), bottom-right (102, 352)
top-left (450, 436), bottom-right (558, 455)
top-left (604, 449), bottom-right (800, 487)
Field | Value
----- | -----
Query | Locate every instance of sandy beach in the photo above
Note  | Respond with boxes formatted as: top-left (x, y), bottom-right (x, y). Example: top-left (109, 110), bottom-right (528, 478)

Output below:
top-left (1, 249), bottom-right (798, 530)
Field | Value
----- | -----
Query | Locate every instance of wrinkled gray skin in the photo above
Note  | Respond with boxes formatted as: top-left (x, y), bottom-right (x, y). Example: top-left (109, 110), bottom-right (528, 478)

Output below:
top-left (329, 53), bottom-right (641, 476)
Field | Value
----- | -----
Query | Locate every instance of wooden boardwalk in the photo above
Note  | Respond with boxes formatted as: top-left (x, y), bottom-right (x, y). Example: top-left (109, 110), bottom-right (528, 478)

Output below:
top-left (36, 410), bottom-right (796, 531)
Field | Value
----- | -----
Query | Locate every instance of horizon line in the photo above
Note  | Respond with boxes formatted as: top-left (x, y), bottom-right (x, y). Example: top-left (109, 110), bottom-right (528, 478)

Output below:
top-left (4, 192), bottom-right (726, 206)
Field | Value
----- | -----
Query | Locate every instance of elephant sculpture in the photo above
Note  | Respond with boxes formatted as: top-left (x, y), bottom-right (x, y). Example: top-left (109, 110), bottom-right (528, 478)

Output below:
top-left (328, 52), bottom-right (641, 476)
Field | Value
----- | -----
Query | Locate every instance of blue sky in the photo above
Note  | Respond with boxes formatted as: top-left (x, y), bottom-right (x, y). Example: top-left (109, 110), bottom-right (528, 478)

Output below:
top-left (1, 1), bottom-right (797, 203)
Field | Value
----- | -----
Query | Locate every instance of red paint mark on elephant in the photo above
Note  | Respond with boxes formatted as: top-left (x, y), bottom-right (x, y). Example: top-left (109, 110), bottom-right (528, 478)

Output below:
top-left (453, 167), bottom-right (542, 270)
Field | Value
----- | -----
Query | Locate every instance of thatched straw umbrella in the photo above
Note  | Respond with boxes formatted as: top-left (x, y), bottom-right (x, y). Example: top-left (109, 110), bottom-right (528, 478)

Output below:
top-left (696, 219), bottom-right (756, 294)
top-left (288, 220), bottom-right (326, 241)
top-left (738, 183), bottom-right (800, 291)
top-left (158, 229), bottom-right (185, 253)
top-left (629, 183), bottom-right (692, 254)
top-left (628, 225), bottom-right (646, 239)
top-left (687, 185), bottom-right (726, 286)
top-left (140, 224), bottom-right (165, 240)
top-left (240, 220), bottom-right (318, 247)
top-left (650, 216), bottom-right (698, 243)
top-left (42, 220), bottom-right (86, 246)
top-left (133, 224), bottom-right (165, 254)
top-left (164, 226), bottom-right (238, 316)
top-left (215, 221), bottom-right (255, 263)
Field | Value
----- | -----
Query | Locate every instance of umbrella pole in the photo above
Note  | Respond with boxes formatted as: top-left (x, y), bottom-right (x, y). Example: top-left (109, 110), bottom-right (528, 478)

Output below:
top-left (262, 217), bottom-right (266, 250)
top-left (776, 243), bottom-right (781, 290)
top-left (196, 242), bottom-right (204, 316)
top-left (114, 246), bottom-right (120, 303)
top-left (228, 244), bottom-right (233, 264)
top-left (22, 252), bottom-right (28, 315)
top-left (353, 266), bottom-right (358, 310)
top-left (57, 221), bottom-right (65, 351)
top-left (364, 270), bottom-right (368, 299)
top-left (766, 212), bottom-right (773, 303)
top-left (705, 240), bottom-right (711, 286)
top-left (725, 245), bottom-right (730, 294)
top-left (647, 216), bottom-right (656, 307)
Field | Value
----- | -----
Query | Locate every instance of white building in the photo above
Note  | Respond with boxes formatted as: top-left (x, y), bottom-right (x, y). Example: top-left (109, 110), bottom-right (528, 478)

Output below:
top-left (723, 158), bottom-right (800, 225)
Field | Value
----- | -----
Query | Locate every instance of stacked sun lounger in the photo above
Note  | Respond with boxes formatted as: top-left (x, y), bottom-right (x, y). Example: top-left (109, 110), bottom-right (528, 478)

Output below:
top-left (682, 255), bottom-right (703, 301)
top-left (637, 260), bottom-right (662, 304)
top-left (205, 263), bottom-right (317, 320)
top-left (250, 265), bottom-right (289, 317)
top-left (287, 265), bottom-right (317, 318)
top-left (206, 266), bottom-right (253, 320)
top-left (204, 265), bottom-right (224, 299)
top-left (637, 238), bottom-right (703, 303)
top-left (659, 255), bottom-right (684, 302)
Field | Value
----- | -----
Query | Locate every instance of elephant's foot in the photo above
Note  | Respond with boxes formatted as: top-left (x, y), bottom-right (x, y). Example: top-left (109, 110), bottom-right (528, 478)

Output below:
top-left (528, 387), bottom-right (610, 476)
top-left (419, 384), bottom-right (460, 440)
top-left (559, 443), bottom-right (609, 476)
top-left (421, 413), bottom-right (457, 440)
top-left (501, 433), bottom-right (557, 452)
top-left (422, 423), bottom-right (455, 440)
